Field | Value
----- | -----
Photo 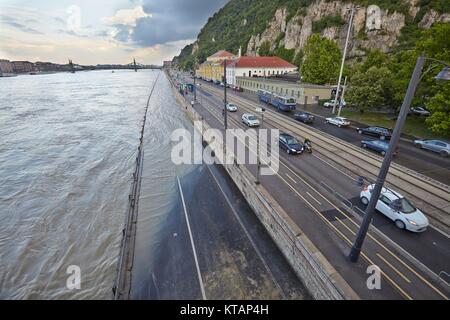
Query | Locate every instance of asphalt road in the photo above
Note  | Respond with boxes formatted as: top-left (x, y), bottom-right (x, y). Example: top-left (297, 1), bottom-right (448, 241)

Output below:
top-left (200, 79), bottom-right (450, 185)
top-left (178, 76), bottom-right (450, 299)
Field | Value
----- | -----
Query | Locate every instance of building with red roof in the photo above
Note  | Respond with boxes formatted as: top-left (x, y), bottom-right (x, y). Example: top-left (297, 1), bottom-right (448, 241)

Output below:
top-left (225, 56), bottom-right (297, 87)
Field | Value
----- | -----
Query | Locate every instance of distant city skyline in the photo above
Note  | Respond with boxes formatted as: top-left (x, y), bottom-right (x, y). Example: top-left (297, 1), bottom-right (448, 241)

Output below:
top-left (0, 0), bottom-right (228, 65)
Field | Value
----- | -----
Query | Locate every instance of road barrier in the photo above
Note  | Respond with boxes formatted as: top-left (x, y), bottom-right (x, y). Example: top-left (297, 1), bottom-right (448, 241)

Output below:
top-left (113, 73), bottom-right (160, 300)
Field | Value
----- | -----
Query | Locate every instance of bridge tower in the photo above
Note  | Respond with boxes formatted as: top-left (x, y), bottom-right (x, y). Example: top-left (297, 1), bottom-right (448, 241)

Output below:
top-left (68, 59), bottom-right (75, 73)
top-left (133, 58), bottom-right (137, 72)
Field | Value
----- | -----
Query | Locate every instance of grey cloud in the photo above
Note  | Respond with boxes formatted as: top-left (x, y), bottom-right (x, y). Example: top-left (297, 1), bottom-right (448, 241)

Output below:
top-left (114, 0), bottom-right (229, 47)
top-left (0, 14), bottom-right (43, 34)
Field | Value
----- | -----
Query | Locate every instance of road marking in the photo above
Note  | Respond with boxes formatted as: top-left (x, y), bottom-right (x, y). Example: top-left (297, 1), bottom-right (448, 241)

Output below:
top-left (177, 176), bottom-right (207, 300)
top-left (206, 164), bottom-right (288, 299)
top-left (196, 90), bottom-right (425, 300)
top-left (285, 173), bottom-right (297, 184)
top-left (306, 191), bottom-right (322, 205)
top-left (376, 253), bottom-right (411, 283)
top-left (201, 87), bottom-right (450, 299)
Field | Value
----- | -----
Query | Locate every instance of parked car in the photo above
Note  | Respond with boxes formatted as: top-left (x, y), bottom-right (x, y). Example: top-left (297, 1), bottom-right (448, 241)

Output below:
top-left (361, 139), bottom-right (398, 156)
top-left (241, 113), bottom-right (260, 127)
top-left (323, 100), bottom-right (336, 108)
top-left (414, 139), bottom-right (450, 157)
top-left (294, 111), bottom-right (314, 124)
top-left (279, 133), bottom-right (304, 154)
top-left (360, 184), bottom-right (429, 232)
top-left (410, 106), bottom-right (431, 117)
top-left (357, 126), bottom-right (392, 140)
top-left (325, 117), bottom-right (350, 127)
top-left (323, 99), bottom-right (346, 108)
top-left (226, 103), bottom-right (238, 112)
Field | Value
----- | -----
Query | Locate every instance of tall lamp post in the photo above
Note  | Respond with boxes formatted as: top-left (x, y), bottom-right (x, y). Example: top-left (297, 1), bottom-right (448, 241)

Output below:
top-left (332, 7), bottom-right (356, 115)
top-left (255, 107), bottom-right (265, 185)
top-left (349, 55), bottom-right (450, 263)
top-left (223, 59), bottom-right (228, 129)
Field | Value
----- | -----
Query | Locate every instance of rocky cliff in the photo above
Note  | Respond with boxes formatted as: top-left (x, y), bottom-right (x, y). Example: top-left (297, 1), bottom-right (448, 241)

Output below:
top-left (246, 0), bottom-right (450, 58)
top-left (174, 0), bottom-right (450, 67)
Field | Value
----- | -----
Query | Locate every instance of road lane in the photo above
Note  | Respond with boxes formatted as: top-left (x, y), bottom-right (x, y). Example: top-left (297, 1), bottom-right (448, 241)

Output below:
top-left (188, 84), bottom-right (450, 299)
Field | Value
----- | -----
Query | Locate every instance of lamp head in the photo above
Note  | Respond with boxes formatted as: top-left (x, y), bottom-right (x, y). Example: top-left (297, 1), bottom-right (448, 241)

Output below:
top-left (435, 67), bottom-right (450, 81)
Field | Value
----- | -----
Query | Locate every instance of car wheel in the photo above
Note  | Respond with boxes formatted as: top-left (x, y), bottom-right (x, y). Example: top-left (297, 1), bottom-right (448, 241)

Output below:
top-left (381, 151), bottom-right (386, 156)
top-left (440, 150), bottom-right (449, 157)
top-left (325, 120), bottom-right (329, 124)
top-left (358, 130), bottom-right (363, 134)
top-left (395, 220), bottom-right (406, 230)
top-left (286, 149), bottom-right (290, 154)
top-left (362, 144), bottom-right (367, 148)
top-left (415, 143), bottom-right (422, 149)
top-left (338, 124), bottom-right (341, 128)
top-left (361, 197), bottom-right (369, 205)
top-left (380, 135), bottom-right (386, 141)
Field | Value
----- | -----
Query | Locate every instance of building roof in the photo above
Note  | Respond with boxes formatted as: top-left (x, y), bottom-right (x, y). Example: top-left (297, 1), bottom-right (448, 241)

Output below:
top-left (209, 50), bottom-right (235, 59)
top-left (234, 56), bottom-right (296, 69)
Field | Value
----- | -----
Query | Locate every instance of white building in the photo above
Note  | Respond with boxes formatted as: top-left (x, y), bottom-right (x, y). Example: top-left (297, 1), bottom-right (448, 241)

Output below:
top-left (225, 56), bottom-right (297, 87)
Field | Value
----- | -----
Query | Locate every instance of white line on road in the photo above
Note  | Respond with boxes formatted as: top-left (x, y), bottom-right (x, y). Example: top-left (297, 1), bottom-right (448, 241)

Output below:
top-left (285, 173), bottom-right (297, 184)
top-left (306, 192), bottom-right (322, 206)
top-left (177, 176), bottom-right (207, 300)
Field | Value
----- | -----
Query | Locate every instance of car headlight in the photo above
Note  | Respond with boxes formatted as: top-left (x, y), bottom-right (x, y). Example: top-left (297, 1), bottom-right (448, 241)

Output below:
top-left (406, 219), bottom-right (418, 226)
top-left (291, 149), bottom-right (296, 152)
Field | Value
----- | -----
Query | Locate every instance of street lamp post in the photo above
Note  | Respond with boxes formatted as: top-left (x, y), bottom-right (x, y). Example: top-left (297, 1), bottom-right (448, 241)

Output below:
top-left (333, 7), bottom-right (356, 115)
top-left (224, 59), bottom-right (228, 129)
top-left (337, 76), bottom-right (348, 117)
top-left (255, 107), bottom-right (265, 185)
top-left (349, 55), bottom-right (450, 262)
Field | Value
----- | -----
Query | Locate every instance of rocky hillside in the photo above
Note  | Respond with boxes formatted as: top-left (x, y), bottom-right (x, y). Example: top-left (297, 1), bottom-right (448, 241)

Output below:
top-left (173, 0), bottom-right (450, 68)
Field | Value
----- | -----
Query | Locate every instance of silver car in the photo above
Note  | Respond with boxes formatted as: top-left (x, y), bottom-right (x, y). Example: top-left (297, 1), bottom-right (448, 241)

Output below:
top-left (414, 139), bottom-right (450, 157)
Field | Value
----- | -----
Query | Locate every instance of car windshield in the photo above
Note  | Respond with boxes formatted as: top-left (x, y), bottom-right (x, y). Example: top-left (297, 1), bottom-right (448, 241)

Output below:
top-left (287, 98), bottom-right (296, 103)
top-left (248, 116), bottom-right (257, 121)
top-left (392, 198), bottom-right (416, 214)
top-left (286, 138), bottom-right (298, 145)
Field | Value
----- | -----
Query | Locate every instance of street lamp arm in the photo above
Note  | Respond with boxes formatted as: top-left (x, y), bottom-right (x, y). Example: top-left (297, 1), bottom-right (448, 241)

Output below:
top-left (419, 57), bottom-right (450, 82)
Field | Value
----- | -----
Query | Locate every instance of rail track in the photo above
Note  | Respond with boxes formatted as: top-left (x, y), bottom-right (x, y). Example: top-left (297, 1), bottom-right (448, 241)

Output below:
top-left (201, 84), bottom-right (450, 232)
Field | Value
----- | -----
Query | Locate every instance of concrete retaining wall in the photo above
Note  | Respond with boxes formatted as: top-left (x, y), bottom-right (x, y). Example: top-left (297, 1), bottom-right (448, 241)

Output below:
top-left (168, 73), bottom-right (359, 300)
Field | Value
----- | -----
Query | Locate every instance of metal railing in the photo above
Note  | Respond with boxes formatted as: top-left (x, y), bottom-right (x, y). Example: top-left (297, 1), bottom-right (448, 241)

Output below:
top-left (113, 73), bottom-right (160, 299)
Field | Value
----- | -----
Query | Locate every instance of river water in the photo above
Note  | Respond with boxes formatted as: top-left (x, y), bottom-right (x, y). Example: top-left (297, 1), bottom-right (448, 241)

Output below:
top-left (0, 70), bottom-right (188, 299)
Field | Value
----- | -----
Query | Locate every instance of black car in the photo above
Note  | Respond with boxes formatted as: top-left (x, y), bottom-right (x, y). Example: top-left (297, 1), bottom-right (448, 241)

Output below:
top-left (356, 126), bottom-right (392, 140)
top-left (294, 111), bottom-right (314, 124)
top-left (279, 133), bottom-right (304, 154)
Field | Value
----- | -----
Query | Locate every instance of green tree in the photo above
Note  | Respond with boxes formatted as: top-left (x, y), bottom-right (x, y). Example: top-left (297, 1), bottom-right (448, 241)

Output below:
top-left (300, 34), bottom-right (340, 84)
top-left (346, 66), bottom-right (394, 113)
top-left (425, 82), bottom-right (450, 136)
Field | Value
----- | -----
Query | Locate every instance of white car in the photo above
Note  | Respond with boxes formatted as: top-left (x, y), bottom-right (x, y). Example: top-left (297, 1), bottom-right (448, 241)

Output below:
top-left (242, 113), bottom-right (260, 127)
top-left (410, 106), bottom-right (431, 117)
top-left (226, 103), bottom-right (238, 112)
top-left (360, 184), bottom-right (429, 232)
top-left (325, 117), bottom-right (350, 127)
top-left (323, 99), bottom-right (346, 108)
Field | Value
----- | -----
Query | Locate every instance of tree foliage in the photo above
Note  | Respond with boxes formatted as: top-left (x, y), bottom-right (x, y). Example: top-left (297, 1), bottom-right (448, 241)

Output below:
top-left (346, 66), bottom-right (394, 113)
top-left (300, 34), bottom-right (340, 84)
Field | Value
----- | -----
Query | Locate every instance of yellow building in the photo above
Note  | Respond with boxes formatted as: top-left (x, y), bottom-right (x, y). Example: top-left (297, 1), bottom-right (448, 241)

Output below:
top-left (196, 50), bottom-right (235, 82)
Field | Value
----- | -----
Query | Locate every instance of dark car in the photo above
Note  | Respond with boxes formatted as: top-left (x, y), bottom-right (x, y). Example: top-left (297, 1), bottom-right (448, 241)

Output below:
top-left (357, 126), bottom-right (392, 140)
top-left (294, 111), bottom-right (315, 124)
top-left (279, 133), bottom-right (304, 154)
top-left (361, 139), bottom-right (398, 157)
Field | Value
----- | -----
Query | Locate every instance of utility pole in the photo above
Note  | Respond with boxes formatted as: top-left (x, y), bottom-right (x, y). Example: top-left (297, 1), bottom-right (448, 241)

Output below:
top-left (255, 107), bottom-right (265, 185)
top-left (193, 71), bottom-right (197, 102)
top-left (337, 76), bottom-right (348, 117)
top-left (224, 59), bottom-right (228, 129)
top-left (349, 55), bottom-right (426, 262)
top-left (333, 7), bottom-right (355, 114)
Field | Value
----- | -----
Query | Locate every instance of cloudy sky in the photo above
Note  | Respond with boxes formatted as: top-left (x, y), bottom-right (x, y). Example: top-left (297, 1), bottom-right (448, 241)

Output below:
top-left (0, 0), bottom-right (228, 65)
